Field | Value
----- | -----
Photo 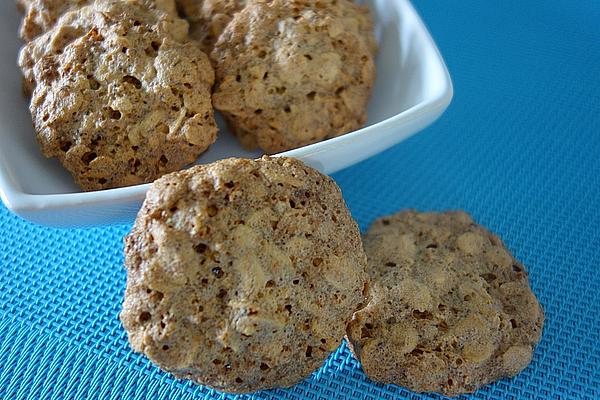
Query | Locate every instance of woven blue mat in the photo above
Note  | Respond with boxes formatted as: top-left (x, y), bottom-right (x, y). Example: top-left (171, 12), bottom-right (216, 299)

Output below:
top-left (1, 1), bottom-right (599, 399)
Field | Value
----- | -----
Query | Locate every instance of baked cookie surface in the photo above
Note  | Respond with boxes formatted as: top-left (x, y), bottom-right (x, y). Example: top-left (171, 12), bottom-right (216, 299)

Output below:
top-left (18, 0), bottom-right (177, 42)
top-left (18, 0), bottom-right (181, 94)
top-left (211, 0), bottom-right (376, 153)
top-left (121, 156), bottom-right (368, 393)
top-left (20, 1), bottom-right (217, 191)
top-left (347, 210), bottom-right (544, 396)
top-left (175, 0), bottom-right (247, 53)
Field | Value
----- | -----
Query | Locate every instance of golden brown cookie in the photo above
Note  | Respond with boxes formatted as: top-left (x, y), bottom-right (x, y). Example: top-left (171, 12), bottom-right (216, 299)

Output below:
top-left (347, 210), bottom-right (544, 397)
top-left (18, 0), bottom-right (177, 42)
top-left (121, 156), bottom-right (368, 393)
top-left (211, 0), bottom-right (376, 153)
top-left (175, 0), bottom-right (247, 54)
top-left (21, 1), bottom-right (217, 191)
top-left (18, 0), bottom-right (181, 94)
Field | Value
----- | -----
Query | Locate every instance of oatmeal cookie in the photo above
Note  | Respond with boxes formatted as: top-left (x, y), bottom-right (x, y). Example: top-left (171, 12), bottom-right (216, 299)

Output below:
top-left (18, 0), bottom-right (177, 42)
top-left (22, 1), bottom-right (217, 190)
top-left (121, 156), bottom-right (368, 393)
top-left (175, 0), bottom-right (247, 53)
top-left (347, 210), bottom-right (544, 396)
top-left (211, 0), bottom-right (376, 153)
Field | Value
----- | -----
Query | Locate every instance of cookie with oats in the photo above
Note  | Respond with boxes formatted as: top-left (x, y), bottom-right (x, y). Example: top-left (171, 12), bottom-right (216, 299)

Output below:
top-left (18, 0), bottom-right (177, 42)
top-left (211, 0), bottom-right (376, 153)
top-left (121, 156), bottom-right (368, 393)
top-left (347, 210), bottom-right (544, 396)
top-left (21, 1), bottom-right (217, 190)
top-left (175, 0), bottom-right (247, 53)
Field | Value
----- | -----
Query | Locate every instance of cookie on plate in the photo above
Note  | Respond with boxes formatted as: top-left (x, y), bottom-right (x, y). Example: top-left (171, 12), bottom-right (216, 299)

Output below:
top-left (347, 210), bottom-right (544, 396)
top-left (18, 0), bottom-right (181, 94)
top-left (121, 156), bottom-right (368, 393)
top-left (211, 0), bottom-right (376, 153)
top-left (17, 0), bottom-right (178, 42)
top-left (175, 0), bottom-right (247, 53)
top-left (21, 0), bottom-right (217, 191)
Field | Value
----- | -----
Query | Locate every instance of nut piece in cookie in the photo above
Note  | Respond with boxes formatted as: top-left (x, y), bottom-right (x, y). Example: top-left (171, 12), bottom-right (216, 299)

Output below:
top-left (175, 0), bottom-right (247, 53)
top-left (347, 210), bottom-right (544, 396)
top-left (18, 0), bottom-right (178, 42)
top-left (121, 156), bottom-right (368, 393)
top-left (20, 1), bottom-right (217, 191)
top-left (211, 0), bottom-right (376, 153)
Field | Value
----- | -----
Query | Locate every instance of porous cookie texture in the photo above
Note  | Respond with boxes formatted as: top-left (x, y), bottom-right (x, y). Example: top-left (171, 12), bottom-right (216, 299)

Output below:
top-left (20, 1), bottom-right (217, 191)
top-left (347, 210), bottom-right (544, 397)
top-left (17, 0), bottom-right (177, 42)
top-left (121, 156), bottom-right (368, 393)
top-left (175, 0), bottom-right (247, 53)
top-left (18, 0), bottom-right (180, 94)
top-left (211, 0), bottom-right (376, 154)
top-left (18, 0), bottom-right (90, 42)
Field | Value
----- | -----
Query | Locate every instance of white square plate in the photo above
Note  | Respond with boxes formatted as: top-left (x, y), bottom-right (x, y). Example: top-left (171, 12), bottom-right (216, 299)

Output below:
top-left (0, 0), bottom-right (452, 227)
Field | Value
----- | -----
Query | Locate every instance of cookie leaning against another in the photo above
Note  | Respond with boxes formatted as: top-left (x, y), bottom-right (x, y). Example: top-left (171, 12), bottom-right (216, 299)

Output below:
top-left (18, 0), bottom-right (180, 95)
top-left (347, 210), bottom-right (544, 397)
top-left (121, 156), bottom-right (368, 393)
top-left (19, 0), bottom-right (217, 191)
top-left (175, 0), bottom-right (247, 54)
top-left (17, 0), bottom-right (178, 42)
top-left (211, 0), bottom-right (376, 154)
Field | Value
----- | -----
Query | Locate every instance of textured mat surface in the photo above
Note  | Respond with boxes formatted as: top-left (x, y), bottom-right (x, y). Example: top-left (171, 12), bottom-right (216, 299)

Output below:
top-left (1, 0), bottom-right (599, 399)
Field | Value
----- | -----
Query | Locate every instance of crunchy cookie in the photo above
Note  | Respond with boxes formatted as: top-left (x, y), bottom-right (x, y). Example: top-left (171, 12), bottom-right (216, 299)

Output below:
top-left (347, 210), bottom-right (544, 396)
top-left (21, 1), bottom-right (217, 191)
top-left (175, 0), bottom-right (247, 53)
top-left (18, 0), bottom-right (177, 42)
top-left (211, 0), bottom-right (376, 153)
top-left (121, 156), bottom-right (368, 393)
top-left (18, 0), bottom-right (181, 94)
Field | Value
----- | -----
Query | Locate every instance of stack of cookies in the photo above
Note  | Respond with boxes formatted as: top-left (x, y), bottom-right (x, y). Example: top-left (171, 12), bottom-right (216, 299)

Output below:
top-left (16, 0), bottom-right (376, 191)
top-left (120, 156), bottom-right (544, 396)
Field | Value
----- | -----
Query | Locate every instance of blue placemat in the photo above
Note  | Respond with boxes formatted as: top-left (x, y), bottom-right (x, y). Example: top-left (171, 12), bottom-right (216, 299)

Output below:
top-left (1, 0), bottom-right (599, 399)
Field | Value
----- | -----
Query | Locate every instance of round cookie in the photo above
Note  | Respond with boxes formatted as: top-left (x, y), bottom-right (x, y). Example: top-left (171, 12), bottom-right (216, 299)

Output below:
top-left (21, 1), bottom-right (218, 191)
top-left (211, 0), bottom-right (376, 153)
top-left (120, 156), bottom-right (368, 393)
top-left (18, 0), bottom-right (178, 42)
top-left (175, 0), bottom-right (247, 54)
top-left (347, 210), bottom-right (544, 396)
